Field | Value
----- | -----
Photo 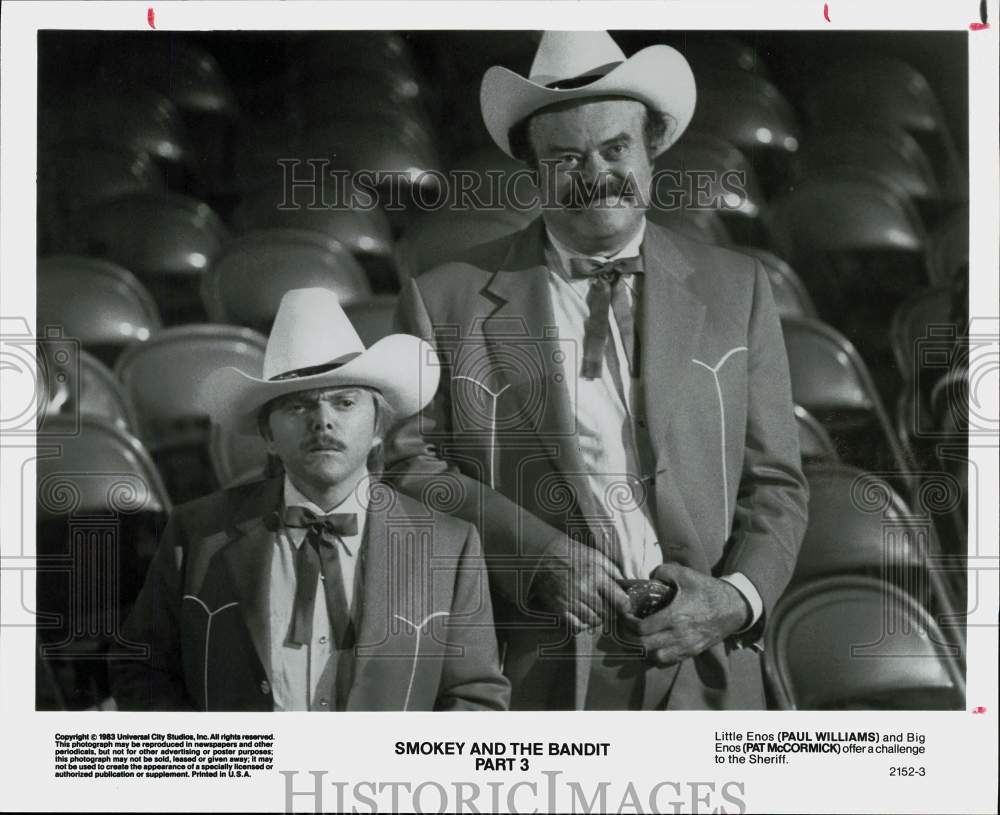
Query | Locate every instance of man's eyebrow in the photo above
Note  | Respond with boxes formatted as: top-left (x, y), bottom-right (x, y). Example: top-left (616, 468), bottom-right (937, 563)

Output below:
top-left (599, 132), bottom-right (633, 147)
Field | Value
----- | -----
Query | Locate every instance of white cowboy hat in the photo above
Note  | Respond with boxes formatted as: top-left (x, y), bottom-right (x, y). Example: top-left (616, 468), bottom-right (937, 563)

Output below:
top-left (481, 31), bottom-right (696, 159)
top-left (201, 287), bottom-right (440, 436)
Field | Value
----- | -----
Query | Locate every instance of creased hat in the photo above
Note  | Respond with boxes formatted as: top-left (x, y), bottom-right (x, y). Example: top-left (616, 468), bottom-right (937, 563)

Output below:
top-left (481, 30), bottom-right (696, 159)
top-left (201, 288), bottom-right (439, 435)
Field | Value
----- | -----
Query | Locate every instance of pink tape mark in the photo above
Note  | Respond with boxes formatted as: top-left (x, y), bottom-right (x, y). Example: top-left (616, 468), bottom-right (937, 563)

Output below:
top-left (969, 21), bottom-right (990, 29)
top-left (823, 3), bottom-right (831, 22)
top-left (971, 706), bottom-right (987, 713)
top-left (147, 7), bottom-right (155, 29)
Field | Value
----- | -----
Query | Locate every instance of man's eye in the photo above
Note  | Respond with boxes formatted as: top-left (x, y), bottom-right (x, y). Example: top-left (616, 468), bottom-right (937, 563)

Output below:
top-left (559, 154), bottom-right (579, 166)
top-left (338, 398), bottom-right (356, 408)
top-left (606, 144), bottom-right (627, 158)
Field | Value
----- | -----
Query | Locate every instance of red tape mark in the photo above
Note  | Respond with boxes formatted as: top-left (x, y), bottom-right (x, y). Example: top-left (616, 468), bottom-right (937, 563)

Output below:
top-left (147, 7), bottom-right (155, 29)
top-left (969, 21), bottom-right (990, 29)
top-left (972, 706), bottom-right (987, 714)
top-left (823, 3), bottom-right (831, 22)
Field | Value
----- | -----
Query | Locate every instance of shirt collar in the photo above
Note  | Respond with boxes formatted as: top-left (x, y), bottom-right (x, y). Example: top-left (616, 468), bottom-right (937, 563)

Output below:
top-left (546, 217), bottom-right (647, 278)
top-left (282, 473), bottom-right (370, 554)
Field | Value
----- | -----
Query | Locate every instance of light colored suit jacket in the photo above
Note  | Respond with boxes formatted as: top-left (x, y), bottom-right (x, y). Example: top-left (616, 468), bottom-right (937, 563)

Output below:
top-left (386, 218), bottom-right (808, 709)
top-left (111, 477), bottom-right (510, 711)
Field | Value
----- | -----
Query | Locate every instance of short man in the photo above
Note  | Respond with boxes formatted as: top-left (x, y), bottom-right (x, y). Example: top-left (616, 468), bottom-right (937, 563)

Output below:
top-left (386, 31), bottom-right (808, 709)
top-left (112, 288), bottom-right (510, 711)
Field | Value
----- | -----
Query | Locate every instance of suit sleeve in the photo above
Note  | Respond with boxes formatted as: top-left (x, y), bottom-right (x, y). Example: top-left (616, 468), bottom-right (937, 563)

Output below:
top-left (435, 523), bottom-right (511, 711)
top-left (385, 277), bottom-right (576, 605)
top-left (722, 259), bottom-right (809, 627)
top-left (110, 514), bottom-right (196, 711)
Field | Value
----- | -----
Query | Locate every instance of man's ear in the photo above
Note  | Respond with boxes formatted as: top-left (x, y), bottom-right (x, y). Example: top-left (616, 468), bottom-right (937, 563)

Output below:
top-left (369, 434), bottom-right (383, 452)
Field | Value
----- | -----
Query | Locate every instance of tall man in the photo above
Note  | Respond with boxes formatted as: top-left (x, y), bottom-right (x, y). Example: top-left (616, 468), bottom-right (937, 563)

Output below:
top-left (112, 288), bottom-right (509, 711)
top-left (386, 31), bottom-right (808, 709)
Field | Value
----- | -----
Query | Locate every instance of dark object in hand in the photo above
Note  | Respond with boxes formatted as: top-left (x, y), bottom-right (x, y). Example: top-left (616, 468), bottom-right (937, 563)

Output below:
top-left (619, 578), bottom-right (678, 618)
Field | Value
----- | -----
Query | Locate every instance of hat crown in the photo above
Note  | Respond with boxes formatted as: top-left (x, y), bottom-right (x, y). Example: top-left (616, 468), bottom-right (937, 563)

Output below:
top-left (528, 30), bottom-right (627, 86)
top-left (263, 288), bottom-right (364, 380)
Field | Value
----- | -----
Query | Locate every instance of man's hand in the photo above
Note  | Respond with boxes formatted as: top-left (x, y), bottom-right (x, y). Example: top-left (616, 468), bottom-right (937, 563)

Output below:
top-left (529, 539), bottom-right (630, 633)
top-left (624, 562), bottom-right (750, 666)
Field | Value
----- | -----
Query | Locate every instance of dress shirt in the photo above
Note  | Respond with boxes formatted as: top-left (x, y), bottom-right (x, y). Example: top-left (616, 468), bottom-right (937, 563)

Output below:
top-left (544, 220), bottom-right (762, 630)
top-left (269, 474), bottom-right (369, 711)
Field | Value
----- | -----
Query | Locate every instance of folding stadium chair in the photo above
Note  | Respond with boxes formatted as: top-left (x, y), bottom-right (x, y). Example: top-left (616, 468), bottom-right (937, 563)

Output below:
top-left (794, 405), bottom-right (839, 464)
top-left (38, 348), bottom-right (138, 435)
top-left (113, 324), bottom-right (267, 501)
top-left (37, 256), bottom-right (162, 366)
top-left (345, 294), bottom-right (400, 347)
top-left (396, 207), bottom-right (538, 279)
top-left (804, 57), bottom-right (966, 202)
top-left (925, 205), bottom-right (969, 288)
top-left (781, 317), bottom-right (917, 492)
top-left (653, 131), bottom-right (770, 247)
top-left (70, 193), bottom-right (230, 324)
top-left (37, 142), bottom-right (166, 254)
top-left (36, 416), bottom-right (172, 708)
top-left (295, 76), bottom-right (435, 138)
top-left (770, 175), bottom-right (928, 382)
top-left (687, 70), bottom-right (801, 197)
top-left (793, 462), bottom-right (961, 633)
top-left (738, 247), bottom-right (817, 319)
top-left (39, 87), bottom-right (193, 186)
top-left (201, 229), bottom-right (372, 333)
top-left (764, 575), bottom-right (965, 710)
top-left (233, 185), bottom-right (400, 292)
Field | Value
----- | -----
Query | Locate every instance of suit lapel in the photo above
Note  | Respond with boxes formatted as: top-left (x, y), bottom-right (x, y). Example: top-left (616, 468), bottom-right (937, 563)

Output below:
top-left (478, 218), bottom-right (594, 513)
top-left (217, 477), bottom-right (283, 681)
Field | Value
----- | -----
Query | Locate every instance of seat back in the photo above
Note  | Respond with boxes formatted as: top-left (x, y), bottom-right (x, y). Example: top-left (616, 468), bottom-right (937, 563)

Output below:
top-left (39, 348), bottom-right (137, 434)
top-left (202, 229), bottom-right (372, 332)
top-left (71, 192), bottom-right (229, 280)
top-left (926, 205), bottom-right (969, 288)
top-left (37, 416), bottom-right (171, 520)
top-left (113, 324), bottom-right (267, 450)
top-left (889, 287), bottom-right (955, 382)
top-left (345, 294), bottom-right (399, 347)
top-left (739, 248), bottom-right (817, 319)
top-left (781, 318), bottom-right (874, 412)
top-left (37, 256), bottom-right (162, 361)
top-left (765, 575), bottom-right (964, 709)
top-left (794, 405), bottom-right (839, 463)
top-left (208, 422), bottom-right (270, 489)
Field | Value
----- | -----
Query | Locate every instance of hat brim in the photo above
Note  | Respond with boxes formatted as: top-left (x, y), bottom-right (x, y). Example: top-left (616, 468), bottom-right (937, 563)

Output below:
top-left (201, 333), bottom-right (440, 436)
top-left (481, 45), bottom-right (696, 159)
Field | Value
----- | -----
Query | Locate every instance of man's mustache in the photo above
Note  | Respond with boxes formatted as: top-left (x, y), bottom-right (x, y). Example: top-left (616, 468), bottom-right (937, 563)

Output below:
top-left (557, 179), bottom-right (643, 209)
top-left (303, 436), bottom-right (347, 452)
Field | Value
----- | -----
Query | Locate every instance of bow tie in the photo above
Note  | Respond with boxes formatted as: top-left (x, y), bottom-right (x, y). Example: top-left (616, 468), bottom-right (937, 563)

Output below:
top-left (281, 506), bottom-right (359, 538)
top-left (568, 255), bottom-right (644, 280)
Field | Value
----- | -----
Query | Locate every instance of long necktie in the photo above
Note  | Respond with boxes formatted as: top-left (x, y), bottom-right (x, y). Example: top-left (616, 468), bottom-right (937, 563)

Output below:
top-left (569, 256), bottom-right (644, 380)
top-left (281, 506), bottom-right (358, 649)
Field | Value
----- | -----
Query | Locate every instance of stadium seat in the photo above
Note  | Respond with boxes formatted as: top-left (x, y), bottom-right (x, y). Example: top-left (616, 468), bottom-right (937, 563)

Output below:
top-left (113, 324), bottom-right (267, 500)
top-left (781, 317), bottom-right (917, 489)
top-left (37, 142), bottom-right (166, 253)
top-left (678, 35), bottom-right (772, 79)
top-left (39, 87), bottom-right (192, 181)
top-left (738, 247), bottom-right (817, 319)
top-left (345, 294), bottom-right (399, 347)
top-left (653, 131), bottom-right (769, 246)
top-left (70, 193), bottom-right (229, 324)
top-left (890, 287), bottom-right (955, 384)
top-left (97, 39), bottom-right (238, 119)
top-left (233, 185), bottom-right (399, 291)
top-left (37, 256), bottom-right (162, 364)
top-left (39, 348), bottom-right (138, 434)
top-left (793, 463), bottom-right (960, 627)
top-left (925, 205), bottom-right (969, 288)
top-left (36, 416), bottom-right (171, 707)
top-left (448, 146), bottom-right (541, 212)
top-left (804, 56), bottom-right (966, 201)
top-left (793, 126), bottom-right (941, 206)
top-left (771, 175), bottom-right (926, 258)
top-left (764, 575), bottom-right (965, 710)
top-left (202, 229), bottom-right (372, 333)
top-left (795, 405), bottom-right (839, 463)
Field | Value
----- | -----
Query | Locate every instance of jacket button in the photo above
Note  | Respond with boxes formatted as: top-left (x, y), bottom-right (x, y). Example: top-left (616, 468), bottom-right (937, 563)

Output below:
top-left (259, 679), bottom-right (271, 695)
top-left (319, 697), bottom-right (329, 707)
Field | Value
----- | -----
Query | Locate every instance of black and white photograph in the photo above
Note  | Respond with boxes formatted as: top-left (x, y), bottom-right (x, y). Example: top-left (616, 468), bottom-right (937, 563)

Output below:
top-left (1, 2), bottom-right (997, 813)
